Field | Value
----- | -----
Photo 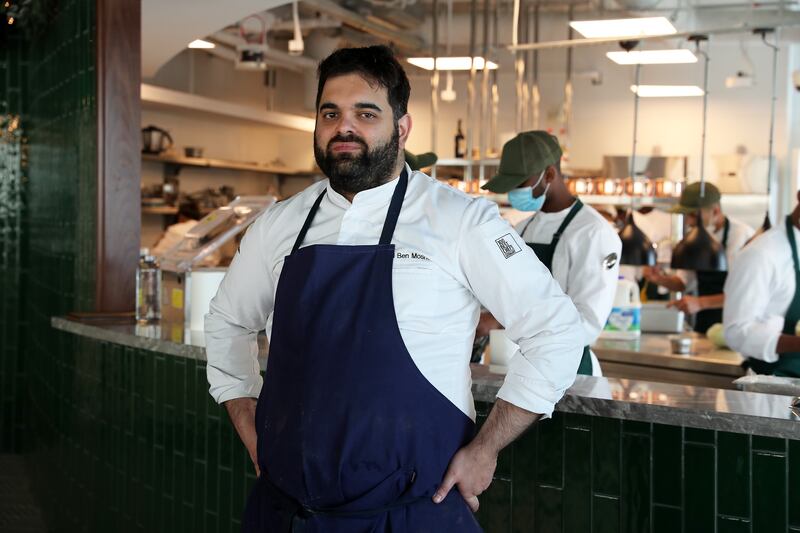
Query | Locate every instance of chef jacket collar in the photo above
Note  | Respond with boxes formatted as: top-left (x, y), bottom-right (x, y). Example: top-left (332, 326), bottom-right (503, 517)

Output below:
top-left (325, 163), bottom-right (412, 209)
top-left (533, 199), bottom-right (578, 221)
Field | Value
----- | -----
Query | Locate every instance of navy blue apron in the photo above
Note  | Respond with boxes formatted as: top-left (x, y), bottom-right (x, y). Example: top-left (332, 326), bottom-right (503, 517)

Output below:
top-left (521, 200), bottom-right (593, 375)
top-left (744, 215), bottom-right (800, 377)
top-left (693, 217), bottom-right (730, 334)
top-left (242, 169), bottom-right (482, 532)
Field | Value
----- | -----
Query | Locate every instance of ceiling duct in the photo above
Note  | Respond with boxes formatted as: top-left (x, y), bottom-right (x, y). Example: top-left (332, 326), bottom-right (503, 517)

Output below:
top-left (308, 0), bottom-right (427, 53)
top-left (211, 29), bottom-right (317, 72)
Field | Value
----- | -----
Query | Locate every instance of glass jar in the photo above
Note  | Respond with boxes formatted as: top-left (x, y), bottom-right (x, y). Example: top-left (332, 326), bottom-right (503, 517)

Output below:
top-left (135, 248), bottom-right (162, 324)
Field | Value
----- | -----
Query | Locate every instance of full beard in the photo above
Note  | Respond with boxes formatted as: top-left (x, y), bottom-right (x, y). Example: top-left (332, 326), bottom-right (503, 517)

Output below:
top-left (314, 127), bottom-right (400, 196)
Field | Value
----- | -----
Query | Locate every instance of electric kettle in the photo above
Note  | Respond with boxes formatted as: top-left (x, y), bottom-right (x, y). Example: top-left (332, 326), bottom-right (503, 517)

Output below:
top-left (141, 125), bottom-right (173, 155)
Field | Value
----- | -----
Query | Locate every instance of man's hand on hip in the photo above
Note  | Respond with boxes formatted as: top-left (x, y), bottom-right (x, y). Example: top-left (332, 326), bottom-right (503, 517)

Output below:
top-left (223, 397), bottom-right (260, 476)
top-left (433, 399), bottom-right (541, 512)
top-left (432, 442), bottom-right (496, 512)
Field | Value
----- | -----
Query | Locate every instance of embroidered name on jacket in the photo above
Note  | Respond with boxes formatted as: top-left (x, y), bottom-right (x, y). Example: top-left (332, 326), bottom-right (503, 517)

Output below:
top-left (495, 233), bottom-right (522, 259)
top-left (396, 251), bottom-right (431, 261)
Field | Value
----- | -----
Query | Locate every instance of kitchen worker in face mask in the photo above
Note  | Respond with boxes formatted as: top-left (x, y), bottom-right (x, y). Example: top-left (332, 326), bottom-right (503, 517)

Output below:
top-left (479, 131), bottom-right (622, 376)
top-left (205, 47), bottom-right (583, 531)
top-left (642, 182), bottom-right (754, 333)
top-left (723, 192), bottom-right (800, 377)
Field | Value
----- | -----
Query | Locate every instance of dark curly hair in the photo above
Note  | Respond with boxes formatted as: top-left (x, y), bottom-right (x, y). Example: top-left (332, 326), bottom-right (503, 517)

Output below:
top-left (315, 45), bottom-right (411, 122)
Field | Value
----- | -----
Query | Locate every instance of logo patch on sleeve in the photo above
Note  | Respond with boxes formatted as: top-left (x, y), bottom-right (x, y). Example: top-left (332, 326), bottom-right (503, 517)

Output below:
top-left (495, 233), bottom-right (522, 259)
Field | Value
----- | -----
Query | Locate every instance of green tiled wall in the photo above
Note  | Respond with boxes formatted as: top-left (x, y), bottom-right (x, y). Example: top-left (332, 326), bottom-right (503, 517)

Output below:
top-left (25, 0), bottom-right (97, 318)
top-left (31, 335), bottom-right (256, 533)
top-left (0, 0), bottom-right (98, 457)
top-left (0, 33), bottom-right (28, 452)
top-left (475, 402), bottom-right (800, 533)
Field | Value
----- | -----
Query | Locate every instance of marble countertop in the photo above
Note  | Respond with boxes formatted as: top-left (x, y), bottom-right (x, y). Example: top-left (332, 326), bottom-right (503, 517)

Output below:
top-left (734, 375), bottom-right (800, 396)
top-left (53, 317), bottom-right (799, 439)
top-left (51, 316), bottom-right (269, 367)
top-left (592, 333), bottom-right (745, 376)
top-left (473, 365), bottom-right (800, 440)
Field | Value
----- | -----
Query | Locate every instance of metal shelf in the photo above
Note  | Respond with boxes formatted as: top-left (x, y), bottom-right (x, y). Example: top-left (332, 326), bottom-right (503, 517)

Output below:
top-left (578, 195), bottom-right (679, 206)
top-left (471, 193), bottom-right (680, 208)
top-left (434, 158), bottom-right (501, 167)
top-left (141, 205), bottom-right (178, 215)
top-left (143, 153), bottom-right (316, 176)
top-left (141, 83), bottom-right (315, 133)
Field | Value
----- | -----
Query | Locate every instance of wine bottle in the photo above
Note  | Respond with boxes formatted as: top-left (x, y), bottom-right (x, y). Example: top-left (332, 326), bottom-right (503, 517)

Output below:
top-left (455, 119), bottom-right (465, 159)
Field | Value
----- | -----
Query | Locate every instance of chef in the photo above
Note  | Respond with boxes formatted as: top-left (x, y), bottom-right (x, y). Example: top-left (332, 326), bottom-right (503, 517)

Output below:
top-left (204, 45), bottom-right (583, 532)
top-left (479, 131), bottom-right (622, 376)
top-left (723, 192), bottom-right (800, 377)
top-left (642, 182), bottom-right (753, 333)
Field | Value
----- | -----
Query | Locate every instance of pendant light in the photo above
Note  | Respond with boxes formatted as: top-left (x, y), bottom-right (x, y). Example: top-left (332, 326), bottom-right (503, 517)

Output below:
top-left (618, 40), bottom-right (657, 266)
top-left (758, 28), bottom-right (778, 233)
top-left (670, 35), bottom-right (727, 272)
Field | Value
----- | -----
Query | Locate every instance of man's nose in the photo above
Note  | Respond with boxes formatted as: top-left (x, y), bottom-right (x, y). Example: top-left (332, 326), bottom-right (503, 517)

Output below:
top-left (335, 113), bottom-right (357, 135)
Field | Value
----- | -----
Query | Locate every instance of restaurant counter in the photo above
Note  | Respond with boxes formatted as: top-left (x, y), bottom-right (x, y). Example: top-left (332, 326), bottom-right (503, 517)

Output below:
top-left (592, 333), bottom-right (746, 389)
top-left (52, 317), bottom-right (796, 438)
top-left (49, 316), bottom-right (800, 532)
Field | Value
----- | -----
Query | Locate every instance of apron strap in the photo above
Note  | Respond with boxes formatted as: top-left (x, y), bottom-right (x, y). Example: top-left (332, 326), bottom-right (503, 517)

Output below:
top-left (786, 215), bottom-right (800, 273)
top-left (552, 199), bottom-right (584, 245)
top-left (520, 213), bottom-right (536, 237)
top-left (292, 168), bottom-right (410, 253)
top-left (379, 168), bottom-right (409, 245)
top-left (520, 199), bottom-right (583, 243)
top-left (292, 190), bottom-right (327, 254)
top-left (721, 217), bottom-right (730, 249)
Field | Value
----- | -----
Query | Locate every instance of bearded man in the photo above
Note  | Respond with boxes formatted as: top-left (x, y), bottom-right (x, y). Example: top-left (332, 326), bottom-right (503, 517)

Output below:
top-left (205, 45), bottom-right (583, 532)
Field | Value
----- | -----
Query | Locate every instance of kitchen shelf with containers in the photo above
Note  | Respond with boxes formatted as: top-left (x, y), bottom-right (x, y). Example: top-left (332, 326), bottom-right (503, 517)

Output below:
top-left (140, 125), bottom-right (320, 217)
top-left (142, 152), bottom-right (316, 177)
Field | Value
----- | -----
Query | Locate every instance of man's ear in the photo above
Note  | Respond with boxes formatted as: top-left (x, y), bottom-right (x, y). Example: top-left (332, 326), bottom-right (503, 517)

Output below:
top-left (397, 114), bottom-right (412, 148)
top-left (544, 165), bottom-right (558, 183)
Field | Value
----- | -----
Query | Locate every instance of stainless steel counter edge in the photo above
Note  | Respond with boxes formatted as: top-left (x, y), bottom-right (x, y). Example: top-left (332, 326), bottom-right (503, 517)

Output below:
top-left (53, 317), bottom-right (800, 440)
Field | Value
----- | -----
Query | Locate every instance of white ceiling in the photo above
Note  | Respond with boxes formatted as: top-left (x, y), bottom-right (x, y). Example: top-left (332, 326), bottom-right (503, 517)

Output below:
top-left (142, 0), bottom-right (291, 78)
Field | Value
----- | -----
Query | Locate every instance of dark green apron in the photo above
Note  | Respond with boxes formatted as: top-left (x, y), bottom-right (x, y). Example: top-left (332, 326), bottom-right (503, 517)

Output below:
top-left (745, 216), bottom-right (800, 377)
top-left (521, 200), bottom-right (593, 375)
top-left (694, 217), bottom-right (730, 334)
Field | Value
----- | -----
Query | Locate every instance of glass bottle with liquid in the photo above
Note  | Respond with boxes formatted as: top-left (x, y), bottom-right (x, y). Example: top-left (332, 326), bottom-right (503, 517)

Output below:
top-left (454, 119), bottom-right (465, 159)
top-left (136, 248), bottom-right (162, 323)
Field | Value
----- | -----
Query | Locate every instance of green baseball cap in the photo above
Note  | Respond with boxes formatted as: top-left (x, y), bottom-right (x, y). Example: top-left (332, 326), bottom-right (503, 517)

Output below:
top-left (482, 131), bottom-right (562, 193)
top-left (670, 181), bottom-right (722, 214)
top-left (405, 150), bottom-right (438, 171)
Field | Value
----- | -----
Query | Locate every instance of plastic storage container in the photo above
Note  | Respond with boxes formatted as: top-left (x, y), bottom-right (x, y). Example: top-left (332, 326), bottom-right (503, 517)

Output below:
top-left (600, 276), bottom-right (641, 340)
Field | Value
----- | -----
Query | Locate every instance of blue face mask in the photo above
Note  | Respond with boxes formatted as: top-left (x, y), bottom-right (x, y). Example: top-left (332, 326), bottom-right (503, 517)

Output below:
top-left (508, 171), bottom-right (548, 212)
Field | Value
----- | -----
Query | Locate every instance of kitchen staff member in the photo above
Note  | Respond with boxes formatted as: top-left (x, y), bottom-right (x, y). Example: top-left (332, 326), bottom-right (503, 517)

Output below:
top-left (723, 192), bottom-right (800, 377)
top-left (643, 182), bottom-right (754, 333)
top-left (479, 131), bottom-right (621, 376)
top-left (205, 45), bottom-right (583, 532)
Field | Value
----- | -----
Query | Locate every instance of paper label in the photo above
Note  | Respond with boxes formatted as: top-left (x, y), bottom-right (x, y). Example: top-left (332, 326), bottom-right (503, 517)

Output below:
top-left (171, 288), bottom-right (184, 309)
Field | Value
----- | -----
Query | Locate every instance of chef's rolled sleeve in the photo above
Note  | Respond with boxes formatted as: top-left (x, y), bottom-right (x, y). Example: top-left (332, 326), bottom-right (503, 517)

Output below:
top-left (205, 212), bottom-right (276, 404)
top-left (457, 200), bottom-right (584, 417)
top-left (723, 245), bottom-right (782, 363)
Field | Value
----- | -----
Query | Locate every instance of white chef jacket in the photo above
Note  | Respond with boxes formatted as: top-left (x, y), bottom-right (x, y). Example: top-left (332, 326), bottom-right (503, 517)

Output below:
top-left (515, 202), bottom-right (622, 376)
top-left (676, 216), bottom-right (755, 292)
top-left (723, 222), bottom-right (798, 363)
top-left (205, 165), bottom-right (583, 420)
